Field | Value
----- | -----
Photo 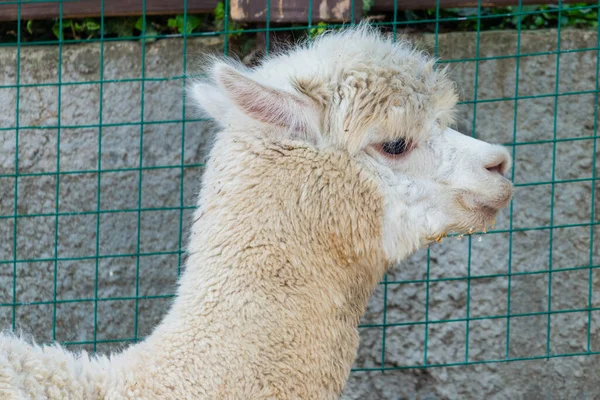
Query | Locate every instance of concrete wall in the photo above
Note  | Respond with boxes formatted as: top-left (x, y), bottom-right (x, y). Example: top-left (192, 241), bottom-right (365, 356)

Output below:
top-left (0, 29), bottom-right (599, 398)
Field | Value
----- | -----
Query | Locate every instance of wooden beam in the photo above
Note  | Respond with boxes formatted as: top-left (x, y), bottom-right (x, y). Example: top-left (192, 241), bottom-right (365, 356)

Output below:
top-left (230, 0), bottom-right (362, 23)
top-left (0, 0), bottom-right (220, 22)
top-left (370, 0), bottom-right (596, 13)
top-left (0, 0), bottom-right (595, 23)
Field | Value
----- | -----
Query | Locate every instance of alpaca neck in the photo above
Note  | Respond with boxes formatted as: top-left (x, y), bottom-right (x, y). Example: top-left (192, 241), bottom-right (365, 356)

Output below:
top-left (121, 134), bottom-right (389, 398)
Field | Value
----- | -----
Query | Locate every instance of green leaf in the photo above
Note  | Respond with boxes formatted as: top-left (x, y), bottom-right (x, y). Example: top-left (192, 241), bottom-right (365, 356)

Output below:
top-left (171, 15), bottom-right (202, 34)
top-left (182, 15), bottom-right (202, 34)
top-left (534, 16), bottom-right (544, 26)
top-left (84, 18), bottom-right (100, 31)
top-left (50, 19), bottom-right (72, 39)
top-left (52, 22), bottom-right (62, 39)
top-left (190, 15), bottom-right (202, 30)
top-left (105, 18), bottom-right (137, 37)
top-left (309, 22), bottom-right (328, 39)
top-left (214, 2), bottom-right (225, 21)
top-left (140, 25), bottom-right (159, 42)
top-left (175, 15), bottom-right (185, 33)
top-left (135, 16), bottom-right (146, 31)
top-left (26, 20), bottom-right (33, 35)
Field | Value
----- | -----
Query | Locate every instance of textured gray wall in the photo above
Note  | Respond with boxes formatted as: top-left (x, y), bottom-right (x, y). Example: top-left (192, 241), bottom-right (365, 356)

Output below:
top-left (0, 29), bottom-right (599, 398)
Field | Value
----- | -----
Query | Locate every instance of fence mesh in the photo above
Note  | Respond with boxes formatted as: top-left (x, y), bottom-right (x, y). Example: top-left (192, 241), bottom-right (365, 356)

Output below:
top-left (0, 0), bottom-right (599, 373)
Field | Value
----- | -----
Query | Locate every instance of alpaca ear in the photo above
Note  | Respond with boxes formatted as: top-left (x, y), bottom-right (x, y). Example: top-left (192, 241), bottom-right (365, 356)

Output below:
top-left (187, 81), bottom-right (231, 122)
top-left (211, 63), bottom-right (320, 143)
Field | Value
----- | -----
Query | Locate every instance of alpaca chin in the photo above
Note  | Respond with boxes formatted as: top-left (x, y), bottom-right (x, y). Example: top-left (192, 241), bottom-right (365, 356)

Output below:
top-left (456, 185), bottom-right (513, 223)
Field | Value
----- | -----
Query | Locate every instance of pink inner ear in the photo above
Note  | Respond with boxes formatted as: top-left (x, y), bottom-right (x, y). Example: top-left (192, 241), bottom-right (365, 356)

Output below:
top-left (242, 86), bottom-right (290, 126)
top-left (245, 89), bottom-right (310, 132)
top-left (217, 65), bottom-right (311, 135)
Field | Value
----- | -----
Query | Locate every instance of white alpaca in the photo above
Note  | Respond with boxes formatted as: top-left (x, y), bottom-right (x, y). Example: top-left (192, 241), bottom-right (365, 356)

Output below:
top-left (0, 24), bottom-right (512, 399)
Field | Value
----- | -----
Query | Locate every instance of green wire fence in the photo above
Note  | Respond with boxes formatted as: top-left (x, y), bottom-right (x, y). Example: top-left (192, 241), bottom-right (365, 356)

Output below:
top-left (0, 0), bottom-right (598, 374)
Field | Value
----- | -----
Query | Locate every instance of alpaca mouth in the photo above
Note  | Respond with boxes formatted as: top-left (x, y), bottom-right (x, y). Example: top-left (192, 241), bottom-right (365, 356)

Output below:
top-left (474, 194), bottom-right (511, 215)
top-left (477, 203), bottom-right (502, 220)
top-left (426, 194), bottom-right (510, 244)
top-left (458, 183), bottom-right (513, 219)
top-left (467, 196), bottom-right (510, 217)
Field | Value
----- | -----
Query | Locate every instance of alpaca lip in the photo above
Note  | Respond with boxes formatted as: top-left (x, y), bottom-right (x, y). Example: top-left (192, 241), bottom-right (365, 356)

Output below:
top-left (473, 195), bottom-right (511, 214)
top-left (477, 203), bottom-right (501, 219)
top-left (459, 186), bottom-right (512, 216)
top-left (479, 190), bottom-right (512, 211)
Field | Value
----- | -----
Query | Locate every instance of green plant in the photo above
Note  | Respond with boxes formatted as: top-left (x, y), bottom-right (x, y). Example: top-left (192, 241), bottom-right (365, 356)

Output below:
top-left (4, 2), bottom-right (599, 45)
top-left (133, 16), bottom-right (159, 42)
top-left (214, 2), bottom-right (227, 24)
top-left (309, 22), bottom-right (328, 38)
top-left (45, 14), bottom-right (206, 42)
top-left (389, 3), bottom-right (599, 32)
top-left (214, 1), bottom-right (243, 38)
top-left (52, 18), bottom-right (101, 40)
top-left (103, 16), bottom-right (139, 38)
top-left (166, 14), bottom-right (203, 34)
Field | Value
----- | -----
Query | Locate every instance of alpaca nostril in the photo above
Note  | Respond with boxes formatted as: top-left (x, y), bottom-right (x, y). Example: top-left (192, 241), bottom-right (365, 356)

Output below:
top-left (486, 164), bottom-right (503, 175)
top-left (485, 152), bottom-right (510, 177)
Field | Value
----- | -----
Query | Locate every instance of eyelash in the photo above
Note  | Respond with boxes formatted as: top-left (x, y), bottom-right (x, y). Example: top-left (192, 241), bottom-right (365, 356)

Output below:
top-left (374, 139), bottom-right (412, 158)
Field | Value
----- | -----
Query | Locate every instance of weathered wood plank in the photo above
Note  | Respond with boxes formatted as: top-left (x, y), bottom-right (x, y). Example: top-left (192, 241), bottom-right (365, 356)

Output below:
top-left (0, 0), bottom-right (219, 22)
top-left (229, 0), bottom-right (597, 23)
top-left (0, 0), bottom-right (596, 23)
top-left (0, 0), bottom-right (362, 23)
top-left (370, 0), bottom-right (596, 12)
top-left (230, 0), bottom-right (362, 23)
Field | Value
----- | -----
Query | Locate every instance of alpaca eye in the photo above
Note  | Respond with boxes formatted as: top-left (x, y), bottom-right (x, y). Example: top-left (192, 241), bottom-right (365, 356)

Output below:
top-left (380, 139), bottom-right (408, 156)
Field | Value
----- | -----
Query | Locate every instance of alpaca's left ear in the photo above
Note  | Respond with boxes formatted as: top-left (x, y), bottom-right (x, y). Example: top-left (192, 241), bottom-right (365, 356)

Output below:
top-left (211, 62), bottom-right (321, 143)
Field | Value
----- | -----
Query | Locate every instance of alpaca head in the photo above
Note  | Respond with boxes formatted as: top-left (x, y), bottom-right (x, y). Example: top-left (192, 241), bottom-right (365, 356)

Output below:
top-left (190, 24), bottom-right (513, 264)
